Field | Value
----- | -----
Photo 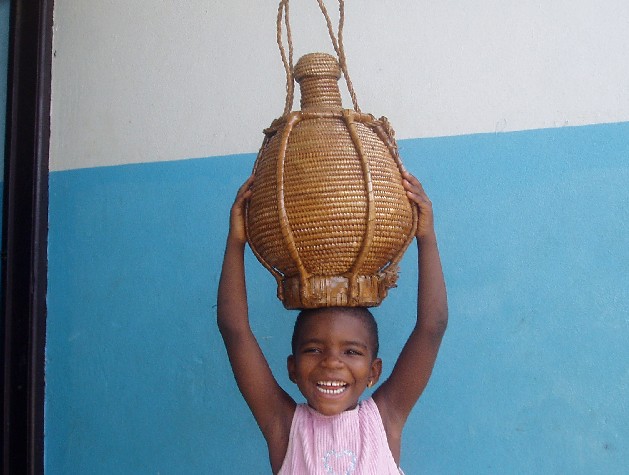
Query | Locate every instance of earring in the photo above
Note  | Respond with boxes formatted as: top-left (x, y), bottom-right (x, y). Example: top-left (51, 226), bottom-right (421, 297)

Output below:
top-left (367, 380), bottom-right (373, 388)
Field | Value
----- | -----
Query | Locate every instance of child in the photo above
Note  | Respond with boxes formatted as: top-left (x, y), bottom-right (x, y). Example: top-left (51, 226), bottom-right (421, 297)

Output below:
top-left (217, 171), bottom-right (448, 474)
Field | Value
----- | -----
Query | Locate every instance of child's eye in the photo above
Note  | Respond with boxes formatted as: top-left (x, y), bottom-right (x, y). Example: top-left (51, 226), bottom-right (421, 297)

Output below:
top-left (303, 347), bottom-right (321, 354)
top-left (345, 349), bottom-right (363, 356)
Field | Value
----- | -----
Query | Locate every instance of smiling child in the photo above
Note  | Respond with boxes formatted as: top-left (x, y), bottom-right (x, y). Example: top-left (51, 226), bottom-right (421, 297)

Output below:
top-left (217, 171), bottom-right (448, 474)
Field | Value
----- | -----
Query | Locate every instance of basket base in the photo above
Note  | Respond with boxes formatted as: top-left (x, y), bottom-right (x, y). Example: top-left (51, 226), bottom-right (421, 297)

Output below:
top-left (280, 272), bottom-right (398, 309)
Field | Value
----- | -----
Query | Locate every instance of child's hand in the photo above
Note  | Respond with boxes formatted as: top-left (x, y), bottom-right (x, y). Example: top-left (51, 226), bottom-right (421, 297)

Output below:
top-left (229, 175), bottom-right (254, 245)
top-left (402, 171), bottom-right (436, 242)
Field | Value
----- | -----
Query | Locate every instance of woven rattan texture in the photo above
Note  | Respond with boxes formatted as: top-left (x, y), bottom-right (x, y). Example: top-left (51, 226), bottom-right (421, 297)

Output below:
top-left (246, 52), bottom-right (416, 309)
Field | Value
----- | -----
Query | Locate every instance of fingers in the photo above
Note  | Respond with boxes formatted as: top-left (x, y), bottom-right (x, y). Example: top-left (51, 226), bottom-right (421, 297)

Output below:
top-left (229, 176), bottom-right (254, 244)
top-left (402, 171), bottom-right (436, 239)
top-left (402, 171), bottom-right (429, 205)
top-left (233, 175), bottom-right (254, 209)
top-left (231, 175), bottom-right (254, 217)
top-left (235, 174), bottom-right (255, 201)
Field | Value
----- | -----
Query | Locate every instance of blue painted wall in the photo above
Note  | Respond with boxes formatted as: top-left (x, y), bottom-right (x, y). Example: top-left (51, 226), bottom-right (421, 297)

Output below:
top-left (46, 122), bottom-right (629, 473)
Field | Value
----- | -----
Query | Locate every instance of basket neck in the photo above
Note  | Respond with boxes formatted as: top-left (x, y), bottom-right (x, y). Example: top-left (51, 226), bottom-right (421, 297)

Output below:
top-left (294, 52), bottom-right (343, 111)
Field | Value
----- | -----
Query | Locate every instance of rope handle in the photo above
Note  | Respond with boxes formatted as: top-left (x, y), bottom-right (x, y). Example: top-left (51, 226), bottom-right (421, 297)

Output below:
top-left (277, 0), bottom-right (361, 116)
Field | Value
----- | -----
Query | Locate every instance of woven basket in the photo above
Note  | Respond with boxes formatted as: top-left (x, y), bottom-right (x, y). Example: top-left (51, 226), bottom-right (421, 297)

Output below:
top-left (246, 1), bottom-right (417, 309)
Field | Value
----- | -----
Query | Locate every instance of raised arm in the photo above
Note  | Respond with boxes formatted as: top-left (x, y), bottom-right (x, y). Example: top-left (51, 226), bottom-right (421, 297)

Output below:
top-left (217, 176), bottom-right (295, 471)
top-left (374, 171), bottom-right (448, 444)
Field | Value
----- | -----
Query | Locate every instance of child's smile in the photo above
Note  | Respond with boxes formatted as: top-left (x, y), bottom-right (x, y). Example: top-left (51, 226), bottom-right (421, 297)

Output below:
top-left (316, 380), bottom-right (348, 395)
top-left (287, 309), bottom-right (382, 416)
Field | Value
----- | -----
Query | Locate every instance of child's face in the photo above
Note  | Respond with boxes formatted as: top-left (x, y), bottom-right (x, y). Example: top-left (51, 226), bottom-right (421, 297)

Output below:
top-left (287, 309), bottom-right (382, 416)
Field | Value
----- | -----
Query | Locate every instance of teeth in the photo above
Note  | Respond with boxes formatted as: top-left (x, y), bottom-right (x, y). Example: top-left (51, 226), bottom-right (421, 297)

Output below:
top-left (318, 381), bottom-right (345, 387)
top-left (316, 381), bottom-right (347, 395)
top-left (317, 386), bottom-right (346, 395)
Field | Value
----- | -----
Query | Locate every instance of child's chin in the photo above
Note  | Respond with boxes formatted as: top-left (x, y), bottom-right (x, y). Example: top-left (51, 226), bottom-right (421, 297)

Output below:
top-left (309, 399), bottom-right (359, 416)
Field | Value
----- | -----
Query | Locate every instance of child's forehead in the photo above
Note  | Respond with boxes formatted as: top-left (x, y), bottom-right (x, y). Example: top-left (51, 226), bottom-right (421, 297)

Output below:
top-left (298, 310), bottom-right (370, 337)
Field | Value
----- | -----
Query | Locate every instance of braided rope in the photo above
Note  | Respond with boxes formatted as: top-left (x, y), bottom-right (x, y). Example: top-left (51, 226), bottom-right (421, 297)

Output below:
top-left (277, 0), bottom-right (295, 116)
top-left (316, 0), bottom-right (360, 112)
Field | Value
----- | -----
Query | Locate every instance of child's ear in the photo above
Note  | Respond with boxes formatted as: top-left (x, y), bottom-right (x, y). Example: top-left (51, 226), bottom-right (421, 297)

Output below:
top-left (287, 355), bottom-right (296, 383)
top-left (369, 357), bottom-right (383, 386)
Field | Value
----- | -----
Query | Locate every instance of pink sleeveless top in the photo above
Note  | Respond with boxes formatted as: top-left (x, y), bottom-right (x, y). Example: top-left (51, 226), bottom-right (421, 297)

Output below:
top-left (278, 398), bottom-right (404, 475)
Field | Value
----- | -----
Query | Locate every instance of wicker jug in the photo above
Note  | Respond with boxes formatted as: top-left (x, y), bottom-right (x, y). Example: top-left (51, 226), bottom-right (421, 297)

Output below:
top-left (246, 0), bottom-right (417, 309)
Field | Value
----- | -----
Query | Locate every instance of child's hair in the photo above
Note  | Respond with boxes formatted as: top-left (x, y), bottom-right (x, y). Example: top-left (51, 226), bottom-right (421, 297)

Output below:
top-left (291, 306), bottom-right (380, 357)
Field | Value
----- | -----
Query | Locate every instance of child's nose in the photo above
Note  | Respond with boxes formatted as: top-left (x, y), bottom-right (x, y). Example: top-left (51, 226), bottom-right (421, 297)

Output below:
top-left (320, 353), bottom-right (344, 368)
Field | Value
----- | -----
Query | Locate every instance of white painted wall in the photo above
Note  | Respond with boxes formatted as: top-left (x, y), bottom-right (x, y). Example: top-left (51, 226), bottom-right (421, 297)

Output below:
top-left (50, 0), bottom-right (629, 171)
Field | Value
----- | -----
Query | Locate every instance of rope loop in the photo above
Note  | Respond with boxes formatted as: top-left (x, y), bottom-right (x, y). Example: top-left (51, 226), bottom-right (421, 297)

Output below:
top-left (277, 0), bottom-right (295, 116)
top-left (276, 0), bottom-right (361, 115)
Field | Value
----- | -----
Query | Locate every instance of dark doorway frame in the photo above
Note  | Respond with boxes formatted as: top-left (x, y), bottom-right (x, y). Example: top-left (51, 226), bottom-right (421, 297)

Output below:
top-left (1, 1), bottom-right (54, 474)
